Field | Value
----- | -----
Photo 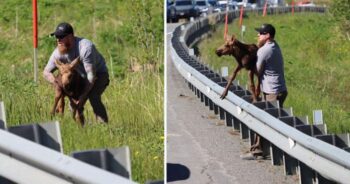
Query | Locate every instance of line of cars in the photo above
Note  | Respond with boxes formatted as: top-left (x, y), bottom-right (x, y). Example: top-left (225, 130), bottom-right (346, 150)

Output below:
top-left (167, 0), bottom-right (241, 23)
top-left (167, 0), bottom-right (306, 23)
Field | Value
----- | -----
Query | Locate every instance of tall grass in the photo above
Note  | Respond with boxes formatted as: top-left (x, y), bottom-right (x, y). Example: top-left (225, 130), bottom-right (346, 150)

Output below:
top-left (0, 0), bottom-right (163, 183)
top-left (197, 12), bottom-right (350, 133)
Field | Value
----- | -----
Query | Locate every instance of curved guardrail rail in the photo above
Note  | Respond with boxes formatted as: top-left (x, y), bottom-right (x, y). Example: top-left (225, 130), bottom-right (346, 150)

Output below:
top-left (0, 129), bottom-right (134, 184)
top-left (0, 101), bottom-right (136, 184)
top-left (170, 6), bottom-right (350, 184)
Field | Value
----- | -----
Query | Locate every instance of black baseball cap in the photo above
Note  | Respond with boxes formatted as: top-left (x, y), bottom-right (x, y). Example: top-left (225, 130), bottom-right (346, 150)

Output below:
top-left (50, 22), bottom-right (74, 37)
top-left (255, 23), bottom-right (275, 37)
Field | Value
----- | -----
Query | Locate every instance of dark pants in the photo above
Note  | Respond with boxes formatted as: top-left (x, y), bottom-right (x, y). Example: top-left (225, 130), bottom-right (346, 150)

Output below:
top-left (251, 91), bottom-right (288, 155)
top-left (89, 72), bottom-right (109, 123)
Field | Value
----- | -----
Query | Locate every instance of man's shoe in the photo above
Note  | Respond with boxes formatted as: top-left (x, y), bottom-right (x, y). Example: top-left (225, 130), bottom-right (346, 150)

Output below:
top-left (240, 152), bottom-right (256, 160)
top-left (251, 149), bottom-right (263, 155)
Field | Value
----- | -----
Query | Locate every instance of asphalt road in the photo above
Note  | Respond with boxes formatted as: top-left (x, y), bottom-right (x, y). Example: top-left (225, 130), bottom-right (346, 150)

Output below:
top-left (166, 23), bottom-right (297, 184)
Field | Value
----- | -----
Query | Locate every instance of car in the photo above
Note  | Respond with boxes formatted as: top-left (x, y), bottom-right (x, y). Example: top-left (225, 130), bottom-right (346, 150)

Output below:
top-left (195, 0), bottom-right (214, 15)
top-left (173, 0), bottom-right (200, 20)
top-left (208, 0), bottom-right (217, 7)
top-left (167, 0), bottom-right (177, 22)
top-left (296, 1), bottom-right (316, 7)
top-left (216, 0), bottom-right (238, 12)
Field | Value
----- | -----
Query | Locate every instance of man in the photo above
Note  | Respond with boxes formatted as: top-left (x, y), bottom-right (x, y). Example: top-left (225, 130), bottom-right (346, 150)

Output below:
top-left (43, 22), bottom-right (109, 123)
top-left (255, 23), bottom-right (287, 107)
top-left (241, 23), bottom-right (287, 160)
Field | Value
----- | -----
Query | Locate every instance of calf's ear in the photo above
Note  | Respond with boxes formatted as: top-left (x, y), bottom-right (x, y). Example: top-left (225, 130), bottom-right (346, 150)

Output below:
top-left (231, 34), bottom-right (236, 41)
top-left (54, 60), bottom-right (63, 69)
top-left (70, 56), bottom-right (81, 69)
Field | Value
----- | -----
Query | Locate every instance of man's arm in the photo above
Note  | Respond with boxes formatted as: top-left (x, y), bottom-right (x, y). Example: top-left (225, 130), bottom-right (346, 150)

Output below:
top-left (77, 63), bottom-right (96, 108)
top-left (43, 69), bottom-right (56, 84)
top-left (256, 49), bottom-right (265, 77)
top-left (43, 51), bottom-right (58, 84)
top-left (76, 43), bottom-right (97, 108)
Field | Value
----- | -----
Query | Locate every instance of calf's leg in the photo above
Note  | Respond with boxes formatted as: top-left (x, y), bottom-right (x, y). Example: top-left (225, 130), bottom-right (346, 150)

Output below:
top-left (75, 108), bottom-right (85, 126)
top-left (55, 95), bottom-right (65, 114)
top-left (221, 65), bottom-right (241, 99)
top-left (51, 90), bottom-right (63, 115)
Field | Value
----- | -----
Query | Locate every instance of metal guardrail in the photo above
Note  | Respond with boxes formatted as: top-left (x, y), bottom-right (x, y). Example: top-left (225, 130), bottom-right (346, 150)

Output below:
top-left (170, 6), bottom-right (350, 184)
top-left (0, 101), bottom-right (136, 184)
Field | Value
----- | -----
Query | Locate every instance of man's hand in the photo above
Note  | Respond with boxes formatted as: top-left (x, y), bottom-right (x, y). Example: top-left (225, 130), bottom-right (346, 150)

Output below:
top-left (75, 94), bottom-right (88, 109)
top-left (43, 69), bottom-right (56, 84)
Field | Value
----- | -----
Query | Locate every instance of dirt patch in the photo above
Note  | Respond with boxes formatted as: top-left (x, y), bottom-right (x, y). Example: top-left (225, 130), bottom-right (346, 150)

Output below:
top-left (228, 129), bottom-right (240, 136)
top-left (215, 120), bottom-right (225, 126)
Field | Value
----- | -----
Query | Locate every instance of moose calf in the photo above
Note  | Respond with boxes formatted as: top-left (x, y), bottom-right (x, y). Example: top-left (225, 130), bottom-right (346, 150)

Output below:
top-left (51, 57), bottom-right (87, 126)
top-left (215, 34), bottom-right (260, 102)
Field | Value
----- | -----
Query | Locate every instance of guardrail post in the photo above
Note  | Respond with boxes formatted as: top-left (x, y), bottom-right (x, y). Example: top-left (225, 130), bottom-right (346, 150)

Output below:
top-left (312, 124), bottom-right (327, 135)
top-left (0, 179), bottom-right (13, 184)
top-left (71, 146), bottom-right (132, 180)
top-left (283, 153), bottom-right (298, 175)
top-left (0, 101), bottom-right (6, 129)
top-left (191, 84), bottom-right (195, 92)
top-left (249, 129), bottom-right (255, 146)
top-left (336, 133), bottom-right (350, 152)
top-left (225, 112), bottom-right (233, 127)
top-left (315, 172), bottom-right (336, 184)
top-left (200, 92), bottom-right (204, 102)
top-left (232, 117), bottom-right (240, 131)
top-left (219, 107), bottom-right (225, 120)
top-left (209, 99), bottom-right (214, 111)
top-left (8, 122), bottom-right (62, 152)
top-left (239, 122), bottom-right (249, 139)
top-left (299, 162), bottom-right (315, 184)
top-left (187, 80), bottom-right (192, 89)
top-left (204, 95), bottom-right (209, 106)
top-left (261, 137), bottom-right (271, 158)
top-left (270, 144), bottom-right (283, 165)
top-left (0, 175), bottom-right (13, 184)
top-left (213, 103), bottom-right (219, 114)
top-left (0, 121), bottom-right (5, 130)
top-left (296, 125), bottom-right (313, 136)
top-left (315, 134), bottom-right (335, 145)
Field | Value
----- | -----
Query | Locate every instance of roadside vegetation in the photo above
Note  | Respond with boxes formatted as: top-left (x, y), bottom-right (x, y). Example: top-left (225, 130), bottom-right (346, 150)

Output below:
top-left (0, 0), bottom-right (163, 182)
top-left (197, 11), bottom-right (350, 133)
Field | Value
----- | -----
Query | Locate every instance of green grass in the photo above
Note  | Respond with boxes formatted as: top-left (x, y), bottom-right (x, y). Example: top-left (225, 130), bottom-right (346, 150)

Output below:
top-left (0, 0), bottom-right (163, 183)
top-left (197, 12), bottom-right (350, 133)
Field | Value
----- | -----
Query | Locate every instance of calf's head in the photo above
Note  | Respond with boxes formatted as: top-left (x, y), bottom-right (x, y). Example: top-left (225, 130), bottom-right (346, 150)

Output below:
top-left (55, 57), bottom-right (80, 91)
top-left (215, 35), bottom-right (239, 57)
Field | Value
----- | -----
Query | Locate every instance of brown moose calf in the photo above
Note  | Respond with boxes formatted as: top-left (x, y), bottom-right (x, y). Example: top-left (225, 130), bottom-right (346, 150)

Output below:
top-left (215, 34), bottom-right (260, 102)
top-left (51, 57), bottom-right (87, 126)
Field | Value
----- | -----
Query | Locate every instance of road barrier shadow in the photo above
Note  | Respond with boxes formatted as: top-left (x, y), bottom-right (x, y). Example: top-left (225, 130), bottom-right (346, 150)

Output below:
top-left (167, 163), bottom-right (190, 182)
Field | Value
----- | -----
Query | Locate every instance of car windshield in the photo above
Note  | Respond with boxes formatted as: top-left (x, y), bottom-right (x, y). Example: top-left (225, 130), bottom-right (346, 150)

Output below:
top-left (176, 1), bottom-right (192, 5)
top-left (196, 1), bottom-right (206, 6)
top-left (208, 1), bottom-right (216, 6)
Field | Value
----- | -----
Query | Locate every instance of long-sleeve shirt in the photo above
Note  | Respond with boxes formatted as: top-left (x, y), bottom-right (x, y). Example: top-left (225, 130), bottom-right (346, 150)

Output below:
top-left (256, 40), bottom-right (287, 94)
top-left (44, 37), bottom-right (108, 83)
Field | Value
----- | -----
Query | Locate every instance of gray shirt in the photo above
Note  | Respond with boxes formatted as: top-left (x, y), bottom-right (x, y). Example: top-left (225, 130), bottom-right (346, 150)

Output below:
top-left (44, 37), bottom-right (108, 80)
top-left (256, 41), bottom-right (287, 94)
